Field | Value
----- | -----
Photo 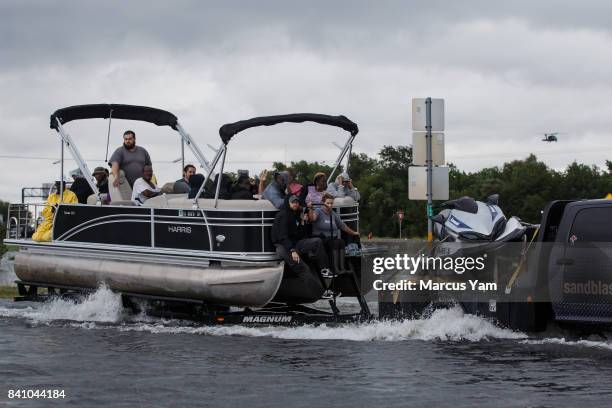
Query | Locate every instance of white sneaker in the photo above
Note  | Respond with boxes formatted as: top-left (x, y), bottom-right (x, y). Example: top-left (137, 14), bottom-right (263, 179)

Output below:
top-left (321, 290), bottom-right (335, 299)
top-left (320, 268), bottom-right (337, 279)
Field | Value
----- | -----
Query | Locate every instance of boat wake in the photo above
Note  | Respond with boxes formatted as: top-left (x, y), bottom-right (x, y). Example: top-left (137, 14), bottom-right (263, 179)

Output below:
top-left (112, 306), bottom-right (527, 342)
top-left (0, 284), bottom-right (124, 323)
top-left (0, 285), bottom-right (524, 342)
top-left (0, 286), bottom-right (610, 349)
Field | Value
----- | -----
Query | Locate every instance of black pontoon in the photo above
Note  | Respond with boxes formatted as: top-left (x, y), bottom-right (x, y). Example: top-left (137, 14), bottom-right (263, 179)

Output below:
top-left (6, 105), bottom-right (371, 324)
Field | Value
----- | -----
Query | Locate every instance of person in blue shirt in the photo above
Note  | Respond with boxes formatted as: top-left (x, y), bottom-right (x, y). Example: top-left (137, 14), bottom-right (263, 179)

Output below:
top-left (263, 171), bottom-right (289, 209)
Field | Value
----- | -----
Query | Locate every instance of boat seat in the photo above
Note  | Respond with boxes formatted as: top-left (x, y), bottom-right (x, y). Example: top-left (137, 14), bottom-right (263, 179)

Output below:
top-left (108, 170), bottom-right (133, 203)
top-left (142, 196), bottom-right (278, 210)
top-left (160, 182), bottom-right (176, 194)
top-left (86, 194), bottom-right (97, 205)
top-left (111, 200), bottom-right (137, 206)
top-left (141, 194), bottom-right (187, 208)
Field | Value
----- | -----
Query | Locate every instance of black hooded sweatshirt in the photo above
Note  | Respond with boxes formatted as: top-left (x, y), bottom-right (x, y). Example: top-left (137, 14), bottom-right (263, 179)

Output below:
top-left (271, 201), bottom-right (308, 252)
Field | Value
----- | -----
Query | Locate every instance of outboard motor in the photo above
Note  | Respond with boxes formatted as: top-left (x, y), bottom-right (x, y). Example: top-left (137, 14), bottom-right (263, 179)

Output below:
top-left (432, 195), bottom-right (526, 243)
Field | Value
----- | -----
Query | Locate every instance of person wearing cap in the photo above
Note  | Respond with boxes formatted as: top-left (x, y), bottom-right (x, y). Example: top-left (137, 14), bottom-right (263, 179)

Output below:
top-left (271, 195), bottom-right (334, 280)
top-left (263, 171), bottom-right (289, 209)
top-left (68, 168), bottom-right (93, 204)
top-left (92, 167), bottom-right (109, 194)
top-left (326, 171), bottom-right (360, 201)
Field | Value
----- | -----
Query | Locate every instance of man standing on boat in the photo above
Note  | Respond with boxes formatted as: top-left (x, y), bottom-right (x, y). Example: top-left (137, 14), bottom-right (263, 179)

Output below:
top-left (109, 130), bottom-right (152, 188)
top-left (131, 165), bottom-right (161, 205)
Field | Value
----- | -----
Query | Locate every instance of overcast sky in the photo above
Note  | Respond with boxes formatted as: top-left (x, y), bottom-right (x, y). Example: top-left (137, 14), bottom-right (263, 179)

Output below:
top-left (1, 0), bottom-right (611, 202)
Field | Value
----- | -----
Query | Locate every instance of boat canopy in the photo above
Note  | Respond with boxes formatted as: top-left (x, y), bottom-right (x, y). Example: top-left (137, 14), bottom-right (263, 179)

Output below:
top-left (50, 104), bottom-right (178, 130)
top-left (218, 113), bottom-right (359, 145)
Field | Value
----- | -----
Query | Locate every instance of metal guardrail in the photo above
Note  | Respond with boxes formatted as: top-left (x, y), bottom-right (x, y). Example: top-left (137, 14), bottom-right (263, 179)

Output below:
top-left (7, 203), bottom-right (46, 239)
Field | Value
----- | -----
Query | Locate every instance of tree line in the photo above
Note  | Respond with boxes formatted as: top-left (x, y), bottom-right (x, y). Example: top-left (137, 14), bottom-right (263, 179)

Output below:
top-left (273, 147), bottom-right (612, 238)
top-left (1, 147), bottom-right (611, 252)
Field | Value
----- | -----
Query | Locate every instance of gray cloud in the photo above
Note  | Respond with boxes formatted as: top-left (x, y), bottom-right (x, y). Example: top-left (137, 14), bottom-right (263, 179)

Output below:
top-left (1, 1), bottom-right (612, 201)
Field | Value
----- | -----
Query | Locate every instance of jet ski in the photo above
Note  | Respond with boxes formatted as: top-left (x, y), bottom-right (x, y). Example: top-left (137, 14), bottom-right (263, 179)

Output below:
top-left (432, 194), bottom-right (528, 256)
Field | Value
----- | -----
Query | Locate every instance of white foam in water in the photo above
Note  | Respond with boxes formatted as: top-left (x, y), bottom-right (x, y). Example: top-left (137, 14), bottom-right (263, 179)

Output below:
top-left (0, 284), bottom-right (124, 323)
top-left (114, 306), bottom-right (527, 342)
top-left (4, 289), bottom-right (612, 348)
top-left (521, 338), bottom-right (612, 351)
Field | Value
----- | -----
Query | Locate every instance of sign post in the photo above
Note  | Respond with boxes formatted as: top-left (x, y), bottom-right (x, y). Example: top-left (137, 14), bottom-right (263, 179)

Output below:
top-left (410, 97), bottom-right (447, 242)
top-left (396, 210), bottom-right (405, 239)
top-left (425, 98), bottom-right (433, 241)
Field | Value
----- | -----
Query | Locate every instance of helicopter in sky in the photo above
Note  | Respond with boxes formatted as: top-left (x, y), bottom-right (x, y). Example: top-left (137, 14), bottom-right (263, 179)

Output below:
top-left (542, 132), bottom-right (559, 142)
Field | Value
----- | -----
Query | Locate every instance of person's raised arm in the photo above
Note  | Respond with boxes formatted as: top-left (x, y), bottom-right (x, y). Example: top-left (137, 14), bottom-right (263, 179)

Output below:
top-left (258, 170), bottom-right (268, 194)
top-left (111, 162), bottom-right (120, 187)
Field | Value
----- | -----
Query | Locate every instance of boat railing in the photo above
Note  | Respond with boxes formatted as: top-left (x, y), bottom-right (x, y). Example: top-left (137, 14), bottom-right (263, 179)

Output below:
top-left (7, 203), bottom-right (46, 240)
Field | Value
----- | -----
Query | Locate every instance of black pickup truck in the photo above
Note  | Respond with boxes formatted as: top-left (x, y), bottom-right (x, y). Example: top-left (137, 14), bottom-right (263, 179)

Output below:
top-left (378, 198), bottom-right (612, 332)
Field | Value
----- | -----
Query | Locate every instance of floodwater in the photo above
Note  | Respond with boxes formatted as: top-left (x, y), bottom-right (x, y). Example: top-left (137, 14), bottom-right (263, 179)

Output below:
top-left (1, 287), bottom-right (612, 407)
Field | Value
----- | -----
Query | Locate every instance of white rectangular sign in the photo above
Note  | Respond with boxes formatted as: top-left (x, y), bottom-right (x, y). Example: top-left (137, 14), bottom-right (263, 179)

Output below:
top-left (412, 98), bottom-right (445, 131)
top-left (408, 166), bottom-right (449, 200)
top-left (412, 132), bottom-right (445, 166)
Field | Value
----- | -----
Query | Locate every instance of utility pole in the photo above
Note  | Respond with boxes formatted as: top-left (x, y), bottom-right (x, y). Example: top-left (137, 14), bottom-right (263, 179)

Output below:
top-left (425, 97), bottom-right (433, 242)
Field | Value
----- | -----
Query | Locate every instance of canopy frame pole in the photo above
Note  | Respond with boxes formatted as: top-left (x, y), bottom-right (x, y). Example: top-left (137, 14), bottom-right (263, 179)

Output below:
top-left (213, 146), bottom-right (228, 209)
top-left (104, 109), bottom-right (113, 163)
top-left (176, 122), bottom-right (211, 173)
top-left (181, 138), bottom-right (185, 171)
top-left (60, 139), bottom-right (64, 201)
top-left (328, 132), bottom-right (356, 182)
top-left (192, 143), bottom-right (225, 208)
top-left (55, 119), bottom-right (100, 202)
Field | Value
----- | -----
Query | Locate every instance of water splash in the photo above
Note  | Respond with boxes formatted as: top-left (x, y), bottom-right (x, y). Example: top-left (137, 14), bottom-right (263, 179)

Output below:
top-left (0, 284), bottom-right (124, 323)
top-left (106, 305), bottom-right (526, 342)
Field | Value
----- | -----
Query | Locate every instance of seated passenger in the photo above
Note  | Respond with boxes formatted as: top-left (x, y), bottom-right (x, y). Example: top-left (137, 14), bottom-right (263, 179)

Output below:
top-left (263, 171), bottom-right (289, 209)
top-left (69, 168), bottom-right (93, 204)
top-left (92, 167), bottom-right (110, 203)
top-left (92, 167), bottom-right (109, 194)
top-left (32, 181), bottom-right (78, 242)
top-left (188, 173), bottom-right (205, 199)
top-left (303, 172), bottom-right (327, 206)
top-left (287, 168), bottom-right (303, 196)
top-left (271, 195), bottom-right (333, 279)
top-left (310, 193), bottom-right (359, 240)
top-left (174, 164), bottom-right (196, 194)
top-left (231, 174), bottom-right (256, 200)
top-left (326, 172), bottom-right (360, 201)
top-left (131, 165), bottom-right (161, 205)
top-left (202, 173), bottom-right (232, 199)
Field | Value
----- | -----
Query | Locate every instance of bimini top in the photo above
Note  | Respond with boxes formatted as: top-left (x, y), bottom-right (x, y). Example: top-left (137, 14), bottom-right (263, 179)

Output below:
top-left (218, 113), bottom-right (359, 145)
top-left (50, 104), bottom-right (178, 130)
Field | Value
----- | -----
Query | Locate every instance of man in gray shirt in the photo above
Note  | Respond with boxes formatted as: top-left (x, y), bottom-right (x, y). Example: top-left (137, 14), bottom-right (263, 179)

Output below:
top-left (109, 130), bottom-right (152, 187)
